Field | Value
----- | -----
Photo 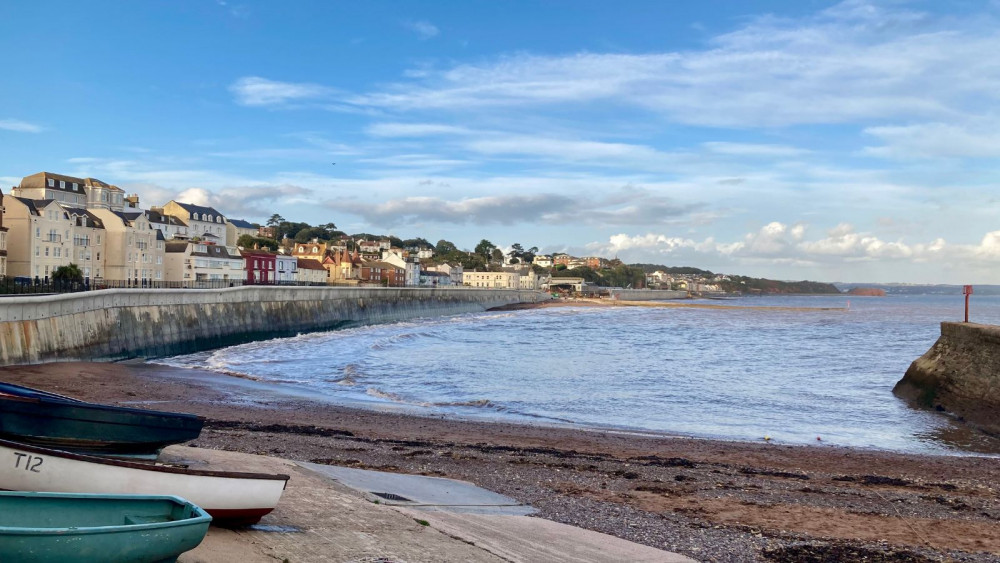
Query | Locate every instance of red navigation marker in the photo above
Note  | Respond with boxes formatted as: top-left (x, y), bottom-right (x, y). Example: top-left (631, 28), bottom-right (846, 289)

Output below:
top-left (963, 285), bottom-right (973, 322)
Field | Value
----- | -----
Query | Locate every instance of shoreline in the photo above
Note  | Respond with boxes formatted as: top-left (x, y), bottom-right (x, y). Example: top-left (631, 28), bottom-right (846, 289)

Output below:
top-left (2, 361), bottom-right (998, 561)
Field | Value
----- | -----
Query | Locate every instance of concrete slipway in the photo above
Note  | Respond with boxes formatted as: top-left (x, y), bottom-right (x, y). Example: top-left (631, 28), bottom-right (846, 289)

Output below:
top-left (165, 446), bottom-right (695, 563)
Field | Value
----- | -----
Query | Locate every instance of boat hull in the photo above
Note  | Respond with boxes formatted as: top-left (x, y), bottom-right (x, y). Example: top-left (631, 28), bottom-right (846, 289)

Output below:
top-left (0, 439), bottom-right (289, 526)
top-left (0, 381), bottom-right (204, 456)
top-left (0, 491), bottom-right (211, 563)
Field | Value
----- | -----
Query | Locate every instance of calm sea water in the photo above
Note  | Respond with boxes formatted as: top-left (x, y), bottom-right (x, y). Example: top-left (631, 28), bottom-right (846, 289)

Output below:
top-left (156, 294), bottom-right (1000, 455)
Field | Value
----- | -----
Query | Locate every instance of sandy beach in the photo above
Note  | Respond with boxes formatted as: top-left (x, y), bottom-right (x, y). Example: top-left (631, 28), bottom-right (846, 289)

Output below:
top-left (2, 361), bottom-right (998, 562)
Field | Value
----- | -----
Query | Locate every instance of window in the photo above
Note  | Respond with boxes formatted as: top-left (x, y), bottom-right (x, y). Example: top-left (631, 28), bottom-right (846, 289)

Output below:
top-left (97, 235), bottom-right (101, 245)
top-left (44, 247), bottom-right (49, 256)
top-left (47, 179), bottom-right (54, 188)
top-left (72, 183), bottom-right (78, 191)
top-left (35, 247), bottom-right (39, 256)
top-left (59, 181), bottom-right (65, 189)
top-left (35, 227), bottom-right (40, 238)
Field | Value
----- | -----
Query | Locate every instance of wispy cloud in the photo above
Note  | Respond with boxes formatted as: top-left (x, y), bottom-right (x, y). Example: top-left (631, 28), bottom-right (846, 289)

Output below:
top-left (229, 77), bottom-right (334, 107)
top-left (404, 20), bottom-right (439, 40)
top-left (0, 119), bottom-right (43, 133)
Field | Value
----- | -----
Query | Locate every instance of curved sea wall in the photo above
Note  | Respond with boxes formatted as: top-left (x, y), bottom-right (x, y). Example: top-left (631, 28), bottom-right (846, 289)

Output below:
top-left (0, 287), bottom-right (548, 364)
top-left (894, 322), bottom-right (1000, 435)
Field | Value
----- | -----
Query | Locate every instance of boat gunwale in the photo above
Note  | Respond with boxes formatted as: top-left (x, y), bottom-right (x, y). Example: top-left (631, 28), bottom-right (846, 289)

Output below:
top-left (0, 386), bottom-right (207, 423)
top-left (0, 491), bottom-right (212, 535)
top-left (0, 438), bottom-right (290, 482)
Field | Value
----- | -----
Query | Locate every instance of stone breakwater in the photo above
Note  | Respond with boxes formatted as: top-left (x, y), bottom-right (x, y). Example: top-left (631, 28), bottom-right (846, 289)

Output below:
top-left (894, 321), bottom-right (1000, 436)
top-left (0, 286), bottom-right (548, 365)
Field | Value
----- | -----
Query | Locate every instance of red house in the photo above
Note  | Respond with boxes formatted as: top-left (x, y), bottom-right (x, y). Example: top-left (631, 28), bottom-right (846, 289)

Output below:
top-left (242, 249), bottom-right (276, 285)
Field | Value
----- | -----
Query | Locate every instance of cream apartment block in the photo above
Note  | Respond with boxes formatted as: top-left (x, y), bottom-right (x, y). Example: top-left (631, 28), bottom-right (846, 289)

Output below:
top-left (90, 209), bottom-right (165, 283)
top-left (3, 197), bottom-right (106, 280)
top-left (163, 241), bottom-right (243, 284)
top-left (145, 208), bottom-right (188, 240)
top-left (159, 201), bottom-right (227, 244)
top-left (463, 271), bottom-right (521, 289)
top-left (226, 218), bottom-right (258, 247)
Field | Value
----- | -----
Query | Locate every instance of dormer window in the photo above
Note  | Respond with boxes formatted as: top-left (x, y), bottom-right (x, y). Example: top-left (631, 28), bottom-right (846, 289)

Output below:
top-left (312, 246), bottom-right (318, 253)
top-left (72, 183), bottom-right (79, 191)
top-left (47, 178), bottom-right (55, 187)
top-left (191, 212), bottom-right (196, 219)
top-left (59, 180), bottom-right (66, 189)
top-left (216, 217), bottom-right (222, 223)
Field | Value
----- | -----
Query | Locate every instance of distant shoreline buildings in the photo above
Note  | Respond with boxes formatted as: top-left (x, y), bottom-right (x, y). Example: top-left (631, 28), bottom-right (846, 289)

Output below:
top-left (0, 170), bottom-right (720, 293)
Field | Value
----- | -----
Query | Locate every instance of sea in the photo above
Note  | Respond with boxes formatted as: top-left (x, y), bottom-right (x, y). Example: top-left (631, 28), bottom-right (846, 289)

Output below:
top-left (154, 294), bottom-right (1000, 456)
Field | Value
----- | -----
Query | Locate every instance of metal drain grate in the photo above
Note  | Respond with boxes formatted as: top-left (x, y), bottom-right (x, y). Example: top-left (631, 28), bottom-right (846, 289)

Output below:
top-left (370, 492), bottom-right (412, 502)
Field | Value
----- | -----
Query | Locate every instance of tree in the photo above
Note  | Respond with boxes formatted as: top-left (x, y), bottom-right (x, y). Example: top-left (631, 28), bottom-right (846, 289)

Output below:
top-left (436, 239), bottom-right (457, 254)
top-left (491, 248), bottom-right (504, 262)
top-left (475, 239), bottom-right (494, 260)
top-left (509, 243), bottom-right (525, 259)
top-left (52, 263), bottom-right (83, 283)
top-left (267, 214), bottom-right (285, 227)
top-left (237, 235), bottom-right (278, 251)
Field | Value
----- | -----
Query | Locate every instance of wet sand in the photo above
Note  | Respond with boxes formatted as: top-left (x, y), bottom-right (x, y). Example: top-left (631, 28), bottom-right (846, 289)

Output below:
top-left (2, 361), bottom-right (998, 562)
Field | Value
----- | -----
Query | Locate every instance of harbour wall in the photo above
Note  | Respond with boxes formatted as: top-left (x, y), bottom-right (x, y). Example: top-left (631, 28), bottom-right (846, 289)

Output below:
top-left (608, 289), bottom-right (688, 301)
top-left (894, 322), bottom-right (1000, 436)
top-left (0, 287), bottom-right (549, 365)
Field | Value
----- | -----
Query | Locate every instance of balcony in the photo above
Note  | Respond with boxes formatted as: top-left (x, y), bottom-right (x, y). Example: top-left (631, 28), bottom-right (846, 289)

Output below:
top-left (45, 234), bottom-right (61, 243)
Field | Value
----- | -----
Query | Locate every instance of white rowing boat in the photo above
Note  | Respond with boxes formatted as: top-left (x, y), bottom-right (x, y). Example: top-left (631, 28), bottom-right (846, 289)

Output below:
top-left (0, 438), bottom-right (289, 526)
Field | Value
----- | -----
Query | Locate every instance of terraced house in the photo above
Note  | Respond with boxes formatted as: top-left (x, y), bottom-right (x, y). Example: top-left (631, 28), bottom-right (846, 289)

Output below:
top-left (163, 240), bottom-right (242, 285)
top-left (90, 209), bottom-right (165, 284)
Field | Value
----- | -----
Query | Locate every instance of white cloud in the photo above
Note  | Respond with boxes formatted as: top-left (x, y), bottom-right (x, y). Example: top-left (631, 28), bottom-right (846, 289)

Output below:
top-left (317, 3), bottom-right (1000, 131)
top-left (0, 119), bottom-right (43, 133)
top-left (229, 77), bottom-right (333, 107)
top-left (863, 122), bottom-right (1000, 159)
top-left (405, 20), bottom-right (439, 40)
top-left (365, 122), bottom-right (473, 137)
top-left (702, 142), bottom-right (809, 158)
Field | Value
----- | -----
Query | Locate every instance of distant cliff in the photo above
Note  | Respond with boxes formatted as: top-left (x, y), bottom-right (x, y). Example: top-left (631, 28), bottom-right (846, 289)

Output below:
top-left (894, 322), bottom-right (1000, 436)
top-left (847, 287), bottom-right (886, 297)
top-left (718, 276), bottom-right (841, 295)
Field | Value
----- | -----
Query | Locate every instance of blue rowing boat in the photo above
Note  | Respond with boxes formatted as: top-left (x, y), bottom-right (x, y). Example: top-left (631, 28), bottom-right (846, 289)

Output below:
top-left (0, 491), bottom-right (211, 562)
top-left (0, 381), bottom-right (204, 457)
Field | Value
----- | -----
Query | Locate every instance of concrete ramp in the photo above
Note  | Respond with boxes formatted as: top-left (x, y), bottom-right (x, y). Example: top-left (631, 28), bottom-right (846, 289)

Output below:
top-left (298, 461), bottom-right (535, 515)
top-left (298, 461), bottom-right (696, 563)
top-left (394, 509), bottom-right (697, 563)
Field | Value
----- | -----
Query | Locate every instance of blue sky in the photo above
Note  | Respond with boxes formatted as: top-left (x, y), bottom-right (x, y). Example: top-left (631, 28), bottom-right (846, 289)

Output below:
top-left (3, 0), bottom-right (1000, 283)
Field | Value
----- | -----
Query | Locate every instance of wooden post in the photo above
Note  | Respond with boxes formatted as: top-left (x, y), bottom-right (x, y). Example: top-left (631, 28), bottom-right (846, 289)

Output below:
top-left (963, 285), bottom-right (973, 322)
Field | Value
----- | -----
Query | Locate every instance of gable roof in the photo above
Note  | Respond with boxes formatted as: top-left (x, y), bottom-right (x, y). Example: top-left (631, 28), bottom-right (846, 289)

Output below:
top-left (297, 258), bottom-right (326, 270)
top-left (12, 197), bottom-right (55, 216)
top-left (169, 201), bottom-right (226, 219)
top-left (145, 209), bottom-right (186, 227)
top-left (228, 218), bottom-right (255, 229)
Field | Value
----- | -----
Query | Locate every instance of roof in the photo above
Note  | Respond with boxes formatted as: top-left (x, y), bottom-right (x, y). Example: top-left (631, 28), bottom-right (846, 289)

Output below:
top-left (363, 261), bottom-right (403, 270)
top-left (169, 201), bottom-right (226, 220)
top-left (18, 172), bottom-right (122, 194)
top-left (228, 218), bottom-right (256, 229)
top-left (164, 241), bottom-right (240, 259)
top-left (61, 207), bottom-right (105, 229)
top-left (12, 197), bottom-right (55, 216)
top-left (297, 258), bottom-right (326, 270)
top-left (239, 249), bottom-right (276, 258)
top-left (145, 209), bottom-right (186, 227)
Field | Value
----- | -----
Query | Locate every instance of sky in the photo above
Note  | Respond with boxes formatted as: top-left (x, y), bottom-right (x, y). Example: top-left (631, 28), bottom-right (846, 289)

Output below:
top-left (2, 0), bottom-right (1000, 284)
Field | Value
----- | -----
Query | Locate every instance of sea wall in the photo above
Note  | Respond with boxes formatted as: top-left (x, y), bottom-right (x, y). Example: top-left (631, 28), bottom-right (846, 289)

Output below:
top-left (608, 289), bottom-right (688, 301)
top-left (0, 287), bottom-right (548, 365)
top-left (894, 322), bottom-right (1000, 436)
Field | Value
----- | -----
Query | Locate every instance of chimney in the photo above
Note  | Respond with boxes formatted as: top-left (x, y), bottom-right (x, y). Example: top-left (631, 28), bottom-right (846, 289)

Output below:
top-left (125, 194), bottom-right (140, 208)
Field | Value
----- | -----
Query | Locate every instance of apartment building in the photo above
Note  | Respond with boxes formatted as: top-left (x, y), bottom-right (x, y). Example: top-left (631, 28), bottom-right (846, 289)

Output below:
top-left (159, 201), bottom-right (227, 244)
top-left (3, 197), bottom-right (106, 280)
top-left (463, 271), bottom-right (521, 289)
top-left (145, 209), bottom-right (188, 240)
top-left (163, 241), bottom-right (243, 284)
top-left (90, 209), bottom-right (165, 283)
top-left (226, 218), bottom-right (258, 247)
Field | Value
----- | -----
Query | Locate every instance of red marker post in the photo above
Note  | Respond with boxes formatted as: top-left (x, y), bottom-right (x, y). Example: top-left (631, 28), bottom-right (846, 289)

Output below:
top-left (963, 285), bottom-right (973, 323)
